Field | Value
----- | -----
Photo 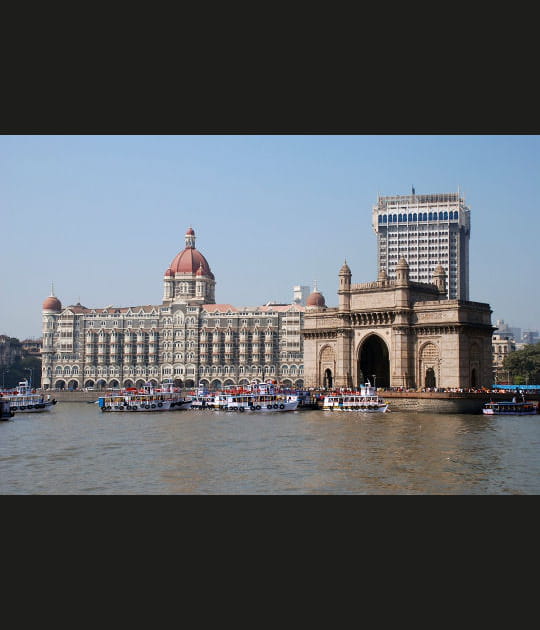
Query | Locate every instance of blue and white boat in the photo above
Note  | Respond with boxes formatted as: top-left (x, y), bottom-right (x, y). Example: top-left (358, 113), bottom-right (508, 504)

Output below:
top-left (0, 380), bottom-right (57, 413)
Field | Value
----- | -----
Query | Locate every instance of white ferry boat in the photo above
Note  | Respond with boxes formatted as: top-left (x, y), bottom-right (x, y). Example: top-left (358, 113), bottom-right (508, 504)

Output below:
top-left (98, 381), bottom-right (192, 413)
top-left (225, 381), bottom-right (299, 413)
top-left (189, 384), bottom-right (229, 410)
top-left (0, 380), bottom-right (57, 413)
top-left (322, 382), bottom-right (389, 413)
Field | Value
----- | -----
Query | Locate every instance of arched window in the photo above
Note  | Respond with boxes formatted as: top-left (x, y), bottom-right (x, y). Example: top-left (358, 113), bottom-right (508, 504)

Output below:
top-left (398, 214), bottom-right (402, 222)
top-left (413, 213), bottom-right (417, 221)
top-left (393, 214), bottom-right (397, 222)
top-left (438, 211), bottom-right (443, 220)
top-left (428, 212), bottom-right (433, 221)
top-left (423, 213), bottom-right (428, 221)
top-left (383, 214), bottom-right (387, 223)
top-left (408, 213), bottom-right (412, 221)
top-left (444, 211), bottom-right (448, 220)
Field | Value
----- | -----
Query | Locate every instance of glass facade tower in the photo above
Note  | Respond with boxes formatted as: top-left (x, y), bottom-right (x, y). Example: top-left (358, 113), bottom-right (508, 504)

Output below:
top-left (372, 192), bottom-right (470, 300)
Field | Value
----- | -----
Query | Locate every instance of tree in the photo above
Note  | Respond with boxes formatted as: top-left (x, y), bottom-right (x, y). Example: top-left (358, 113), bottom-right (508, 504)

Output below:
top-left (0, 336), bottom-right (42, 388)
top-left (503, 342), bottom-right (540, 384)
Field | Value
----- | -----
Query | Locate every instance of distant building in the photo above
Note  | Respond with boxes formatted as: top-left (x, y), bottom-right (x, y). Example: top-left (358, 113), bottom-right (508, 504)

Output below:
top-left (522, 330), bottom-right (539, 345)
top-left (492, 333), bottom-right (516, 383)
top-left (293, 285), bottom-right (310, 306)
top-left (372, 191), bottom-right (470, 300)
top-left (494, 319), bottom-right (515, 340)
top-left (21, 338), bottom-right (42, 355)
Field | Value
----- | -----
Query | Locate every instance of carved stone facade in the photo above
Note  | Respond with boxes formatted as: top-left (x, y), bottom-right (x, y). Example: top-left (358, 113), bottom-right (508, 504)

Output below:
top-left (302, 259), bottom-right (494, 390)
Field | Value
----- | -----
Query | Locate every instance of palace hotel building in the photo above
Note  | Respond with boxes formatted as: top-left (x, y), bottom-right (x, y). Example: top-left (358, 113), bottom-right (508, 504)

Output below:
top-left (41, 227), bottom-right (319, 390)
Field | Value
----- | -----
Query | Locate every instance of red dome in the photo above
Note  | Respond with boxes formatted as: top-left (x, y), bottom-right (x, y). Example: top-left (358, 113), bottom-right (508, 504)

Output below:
top-left (43, 295), bottom-right (62, 311)
top-left (169, 248), bottom-right (212, 275)
top-left (306, 290), bottom-right (325, 307)
top-left (186, 227), bottom-right (195, 235)
top-left (164, 267), bottom-right (174, 277)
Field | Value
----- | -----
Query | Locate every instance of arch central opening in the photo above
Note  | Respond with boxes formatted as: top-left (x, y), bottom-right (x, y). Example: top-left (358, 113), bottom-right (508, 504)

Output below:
top-left (358, 335), bottom-right (390, 388)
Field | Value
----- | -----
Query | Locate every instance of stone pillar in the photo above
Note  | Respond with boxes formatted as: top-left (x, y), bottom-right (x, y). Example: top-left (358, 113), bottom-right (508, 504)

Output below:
top-left (334, 329), bottom-right (353, 388)
top-left (391, 327), bottom-right (411, 388)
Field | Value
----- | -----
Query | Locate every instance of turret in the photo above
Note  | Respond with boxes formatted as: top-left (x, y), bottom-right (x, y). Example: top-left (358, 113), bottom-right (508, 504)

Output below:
top-left (395, 257), bottom-right (410, 287)
top-left (432, 265), bottom-right (447, 298)
top-left (395, 257), bottom-right (410, 308)
top-left (338, 261), bottom-right (351, 311)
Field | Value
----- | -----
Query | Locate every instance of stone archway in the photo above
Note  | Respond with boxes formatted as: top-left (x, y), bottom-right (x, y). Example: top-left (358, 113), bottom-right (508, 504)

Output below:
top-left (425, 367), bottom-right (436, 388)
top-left (419, 342), bottom-right (440, 389)
top-left (358, 334), bottom-right (390, 388)
top-left (323, 369), bottom-right (333, 389)
top-left (319, 345), bottom-right (336, 389)
top-left (470, 343), bottom-right (481, 388)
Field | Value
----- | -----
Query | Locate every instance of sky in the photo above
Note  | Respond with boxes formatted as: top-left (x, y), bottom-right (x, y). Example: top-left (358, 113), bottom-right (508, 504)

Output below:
top-left (1, 134), bottom-right (538, 339)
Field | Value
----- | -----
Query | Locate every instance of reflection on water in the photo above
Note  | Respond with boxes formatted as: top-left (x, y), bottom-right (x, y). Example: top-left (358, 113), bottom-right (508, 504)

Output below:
top-left (1, 404), bottom-right (539, 494)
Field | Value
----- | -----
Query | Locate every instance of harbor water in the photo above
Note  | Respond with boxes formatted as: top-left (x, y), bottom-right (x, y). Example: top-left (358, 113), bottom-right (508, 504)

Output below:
top-left (1, 403), bottom-right (539, 494)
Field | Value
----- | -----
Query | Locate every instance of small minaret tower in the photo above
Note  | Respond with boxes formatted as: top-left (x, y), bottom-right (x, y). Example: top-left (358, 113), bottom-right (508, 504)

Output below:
top-left (395, 257), bottom-right (410, 308)
top-left (432, 264), bottom-right (448, 298)
top-left (338, 260), bottom-right (351, 311)
top-left (185, 226), bottom-right (196, 249)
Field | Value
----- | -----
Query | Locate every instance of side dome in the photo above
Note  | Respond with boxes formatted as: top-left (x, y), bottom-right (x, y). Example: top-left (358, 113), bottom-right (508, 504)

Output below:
top-left (306, 289), bottom-right (326, 307)
top-left (43, 295), bottom-right (62, 311)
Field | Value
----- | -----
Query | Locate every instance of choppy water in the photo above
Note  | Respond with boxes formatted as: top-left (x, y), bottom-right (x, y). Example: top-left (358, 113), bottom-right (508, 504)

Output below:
top-left (1, 403), bottom-right (539, 494)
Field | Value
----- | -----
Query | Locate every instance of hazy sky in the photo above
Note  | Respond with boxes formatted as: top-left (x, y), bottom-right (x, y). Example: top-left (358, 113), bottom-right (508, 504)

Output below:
top-left (1, 134), bottom-right (538, 339)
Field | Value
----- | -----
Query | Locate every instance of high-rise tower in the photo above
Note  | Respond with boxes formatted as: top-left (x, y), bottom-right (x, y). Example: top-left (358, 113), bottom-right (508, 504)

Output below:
top-left (372, 191), bottom-right (470, 300)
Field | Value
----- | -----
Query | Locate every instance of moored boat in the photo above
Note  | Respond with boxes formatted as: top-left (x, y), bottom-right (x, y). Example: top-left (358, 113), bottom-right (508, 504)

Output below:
top-left (483, 389), bottom-right (538, 415)
top-left (322, 382), bottom-right (389, 412)
top-left (189, 383), bottom-right (230, 409)
top-left (225, 381), bottom-right (298, 412)
top-left (0, 380), bottom-right (57, 413)
top-left (98, 381), bottom-right (192, 413)
top-left (482, 400), bottom-right (538, 415)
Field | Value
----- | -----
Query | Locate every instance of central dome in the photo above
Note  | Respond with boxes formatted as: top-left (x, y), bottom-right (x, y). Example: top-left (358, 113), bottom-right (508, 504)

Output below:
top-left (166, 227), bottom-right (213, 277)
top-left (169, 248), bottom-right (212, 275)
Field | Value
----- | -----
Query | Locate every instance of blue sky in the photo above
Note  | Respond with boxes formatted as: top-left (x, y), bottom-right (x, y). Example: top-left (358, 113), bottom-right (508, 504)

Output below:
top-left (1, 134), bottom-right (538, 339)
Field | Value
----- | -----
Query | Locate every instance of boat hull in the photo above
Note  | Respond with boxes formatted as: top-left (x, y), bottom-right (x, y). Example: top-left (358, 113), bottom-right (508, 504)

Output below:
top-left (323, 404), bottom-right (388, 413)
top-left (8, 400), bottom-right (56, 413)
top-left (99, 399), bottom-right (192, 412)
top-left (482, 408), bottom-right (537, 415)
top-left (226, 401), bottom-right (299, 412)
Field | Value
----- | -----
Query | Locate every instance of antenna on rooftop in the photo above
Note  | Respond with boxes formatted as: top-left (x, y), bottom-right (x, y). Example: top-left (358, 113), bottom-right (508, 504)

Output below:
top-left (412, 185), bottom-right (415, 194)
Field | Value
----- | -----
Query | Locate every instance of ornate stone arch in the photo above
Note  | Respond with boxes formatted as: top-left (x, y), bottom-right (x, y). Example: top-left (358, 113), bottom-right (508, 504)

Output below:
top-left (469, 342), bottom-right (481, 388)
top-left (319, 344), bottom-right (336, 388)
top-left (419, 341), bottom-right (440, 388)
top-left (357, 333), bottom-right (390, 388)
